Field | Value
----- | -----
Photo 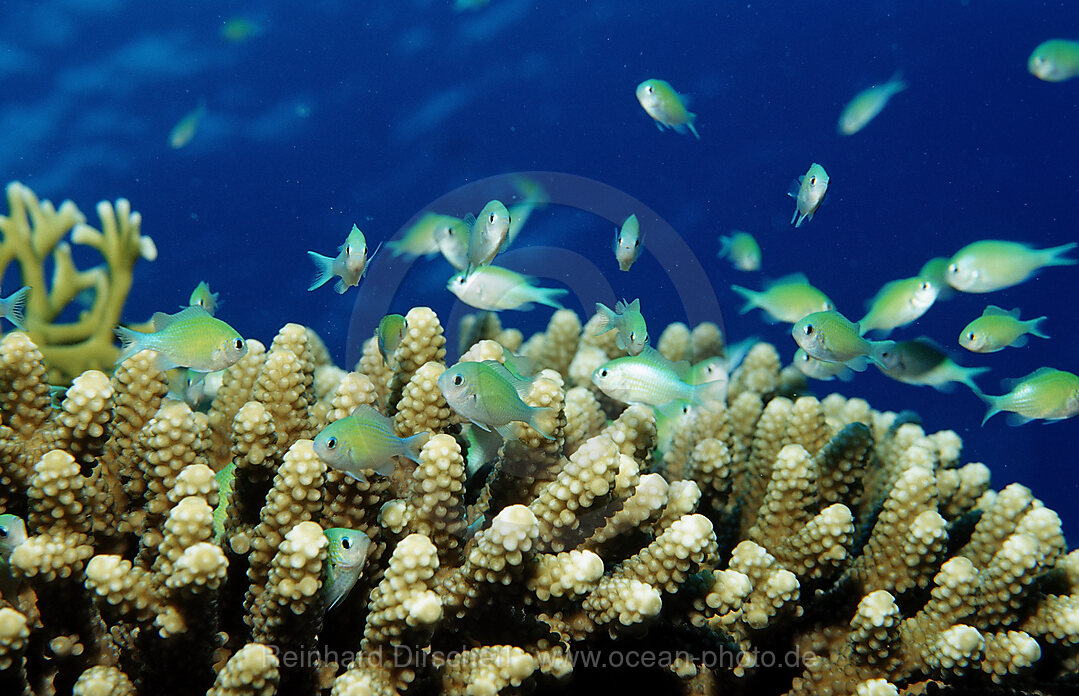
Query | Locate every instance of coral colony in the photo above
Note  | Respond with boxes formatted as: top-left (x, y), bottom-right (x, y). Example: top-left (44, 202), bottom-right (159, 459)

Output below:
top-left (0, 185), bottom-right (1077, 696)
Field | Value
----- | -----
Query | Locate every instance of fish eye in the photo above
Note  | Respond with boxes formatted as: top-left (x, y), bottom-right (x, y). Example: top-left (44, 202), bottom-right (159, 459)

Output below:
top-left (341, 537), bottom-right (352, 550)
top-left (634, 237), bottom-right (641, 247)
top-left (646, 85), bottom-right (654, 93)
top-left (629, 332), bottom-right (636, 341)
top-left (345, 245), bottom-right (351, 255)
top-left (326, 436), bottom-right (337, 450)
top-left (0, 528), bottom-right (7, 538)
top-left (920, 282), bottom-right (931, 291)
top-left (803, 324), bottom-right (814, 336)
top-left (947, 263), bottom-right (959, 274)
top-left (234, 338), bottom-right (245, 351)
top-left (967, 331), bottom-right (976, 342)
top-left (809, 177), bottom-right (816, 186)
top-left (599, 369), bottom-right (608, 378)
top-left (488, 213), bottom-right (497, 224)
top-left (452, 374), bottom-right (463, 386)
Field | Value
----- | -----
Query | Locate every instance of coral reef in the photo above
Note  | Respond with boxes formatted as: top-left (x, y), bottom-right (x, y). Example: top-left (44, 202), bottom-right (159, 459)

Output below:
top-left (0, 182), bottom-right (157, 383)
top-left (0, 306), bottom-right (1076, 696)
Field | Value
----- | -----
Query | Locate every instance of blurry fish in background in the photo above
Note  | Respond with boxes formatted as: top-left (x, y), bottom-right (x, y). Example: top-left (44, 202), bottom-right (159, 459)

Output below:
top-left (792, 310), bottom-right (896, 372)
top-left (717, 231), bottom-right (761, 272)
top-left (220, 16), bottom-right (263, 43)
top-left (593, 299), bottom-right (648, 355)
top-left (313, 405), bottom-right (429, 483)
top-left (448, 266), bottom-right (566, 311)
top-left (323, 527), bottom-right (372, 611)
top-left (613, 214), bottom-right (642, 272)
top-left (438, 360), bottom-right (555, 439)
top-left (731, 273), bottom-right (834, 324)
top-left (115, 306), bottom-right (247, 372)
top-left (945, 240), bottom-right (1076, 293)
top-left (434, 217), bottom-right (471, 271)
top-left (876, 338), bottom-right (988, 393)
top-left (635, 79), bottom-right (699, 139)
top-left (1028, 39), bottom-right (1079, 82)
top-left (838, 72), bottom-right (907, 135)
top-left (857, 276), bottom-right (938, 336)
top-left (0, 286), bottom-right (29, 329)
top-left (789, 163), bottom-right (829, 227)
top-left (377, 314), bottom-right (407, 366)
top-left (187, 281), bottom-right (219, 316)
top-left (979, 368), bottom-right (1079, 425)
top-left (387, 213), bottom-right (461, 260)
top-left (511, 176), bottom-right (550, 206)
top-left (959, 306), bottom-right (1049, 353)
top-left (168, 101), bottom-right (207, 149)
top-left (465, 200), bottom-right (511, 274)
top-left (793, 348), bottom-right (853, 382)
top-left (308, 225), bottom-right (380, 293)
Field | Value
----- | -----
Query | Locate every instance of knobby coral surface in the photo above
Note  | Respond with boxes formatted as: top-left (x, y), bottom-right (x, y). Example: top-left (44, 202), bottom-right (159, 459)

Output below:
top-left (0, 305), bottom-right (1076, 696)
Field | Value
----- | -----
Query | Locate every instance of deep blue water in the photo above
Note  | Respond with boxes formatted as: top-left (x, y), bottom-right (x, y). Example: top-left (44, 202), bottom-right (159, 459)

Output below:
top-left (1, 1), bottom-right (1077, 540)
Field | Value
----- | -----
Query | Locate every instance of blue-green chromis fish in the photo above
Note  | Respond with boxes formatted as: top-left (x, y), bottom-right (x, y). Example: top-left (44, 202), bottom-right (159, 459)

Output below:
top-left (1028, 39), bottom-right (1079, 82)
top-left (465, 200), bottom-right (511, 273)
top-left (857, 276), bottom-right (938, 337)
top-left (614, 214), bottom-right (642, 272)
top-left (438, 360), bottom-right (555, 439)
top-left (838, 72), bottom-right (906, 135)
top-left (0, 514), bottom-right (26, 560)
top-left (789, 163), bottom-right (829, 227)
top-left (434, 217), bottom-right (470, 271)
top-left (188, 281), bottom-right (219, 316)
top-left (448, 265), bottom-right (566, 312)
top-left (792, 310), bottom-right (895, 372)
top-left (959, 306), bottom-right (1048, 353)
top-left (220, 16), bottom-right (263, 43)
top-left (946, 240), bottom-right (1076, 293)
top-left (793, 348), bottom-right (853, 382)
top-left (115, 306), bottom-right (247, 372)
top-left (919, 257), bottom-right (956, 300)
top-left (718, 231), bottom-right (761, 272)
top-left (212, 462), bottom-right (235, 542)
top-left (308, 225), bottom-right (381, 294)
top-left (592, 347), bottom-right (726, 410)
top-left (732, 273), bottom-right (834, 324)
top-left (876, 339), bottom-right (987, 393)
top-left (387, 212), bottom-right (460, 260)
top-left (0, 286), bottom-right (29, 329)
top-left (979, 368), bottom-right (1079, 425)
top-left (313, 405), bottom-right (429, 483)
top-left (168, 100), bottom-right (207, 149)
top-left (323, 527), bottom-right (372, 611)
top-left (594, 299), bottom-right (648, 356)
top-left (636, 79), bottom-right (699, 139)
top-left (377, 314), bottom-right (407, 365)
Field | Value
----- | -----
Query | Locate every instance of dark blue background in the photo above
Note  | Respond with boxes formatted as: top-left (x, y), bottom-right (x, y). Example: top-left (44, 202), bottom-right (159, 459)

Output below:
top-left (1, 1), bottom-right (1076, 539)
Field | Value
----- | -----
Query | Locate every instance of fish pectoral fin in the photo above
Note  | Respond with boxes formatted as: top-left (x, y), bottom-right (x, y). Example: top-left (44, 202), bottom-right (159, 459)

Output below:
top-left (845, 356), bottom-right (869, 372)
top-left (344, 470), bottom-right (370, 484)
top-left (1010, 334), bottom-right (1029, 348)
top-left (1005, 413), bottom-right (1035, 427)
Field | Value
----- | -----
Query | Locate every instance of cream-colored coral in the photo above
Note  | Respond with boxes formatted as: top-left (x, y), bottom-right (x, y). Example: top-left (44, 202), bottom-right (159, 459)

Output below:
top-left (394, 361), bottom-right (452, 438)
top-left (364, 533), bottom-right (442, 647)
top-left (441, 645), bottom-right (538, 696)
top-left (72, 665), bottom-right (136, 696)
top-left (250, 520), bottom-right (327, 644)
top-left (207, 643), bottom-right (280, 696)
top-left (407, 433), bottom-right (466, 567)
top-left (0, 607), bottom-right (29, 671)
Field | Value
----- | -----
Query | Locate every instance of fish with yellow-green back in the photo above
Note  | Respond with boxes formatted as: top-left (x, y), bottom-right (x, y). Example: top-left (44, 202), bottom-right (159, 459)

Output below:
top-left (838, 72), bottom-right (907, 136)
top-left (793, 348), bottom-right (853, 382)
top-left (789, 163), bottom-right (829, 227)
top-left (636, 79), bottom-right (699, 139)
top-left (168, 100), bottom-right (207, 149)
top-left (465, 200), bottom-right (511, 274)
top-left (945, 239), bottom-right (1076, 293)
top-left (187, 281), bottom-right (219, 316)
top-left (732, 273), bottom-right (834, 325)
top-left (387, 212), bottom-right (462, 260)
top-left (979, 368), bottom-right (1079, 425)
top-left (116, 306), bottom-right (247, 372)
top-left (593, 299), bottom-right (648, 356)
top-left (435, 218), bottom-right (470, 271)
top-left (614, 214), bottom-right (643, 272)
top-left (212, 462), bottom-right (235, 542)
top-left (323, 527), bottom-right (372, 611)
top-left (591, 346), bottom-right (727, 411)
top-left (0, 286), bottom-right (29, 329)
top-left (313, 405), bottom-right (430, 483)
top-left (875, 338), bottom-right (987, 393)
top-left (438, 360), bottom-right (555, 439)
top-left (857, 276), bottom-right (939, 337)
top-left (717, 231), bottom-right (761, 272)
top-left (959, 306), bottom-right (1049, 354)
top-left (448, 265), bottom-right (566, 312)
top-left (308, 225), bottom-right (381, 294)
top-left (377, 314), bottom-right (407, 366)
top-left (1028, 39), bottom-right (1079, 82)
top-left (792, 310), bottom-right (896, 372)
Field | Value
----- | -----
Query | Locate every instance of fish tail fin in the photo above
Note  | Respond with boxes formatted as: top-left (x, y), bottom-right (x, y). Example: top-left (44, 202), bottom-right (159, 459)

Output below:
top-left (980, 397), bottom-right (1001, 426)
top-left (687, 115), bottom-right (700, 140)
top-left (717, 235), bottom-right (731, 259)
top-left (536, 287), bottom-right (567, 309)
top-left (114, 325), bottom-right (146, 365)
top-left (962, 366), bottom-right (991, 395)
top-left (592, 302), bottom-right (615, 335)
top-left (3, 286), bottom-right (30, 329)
top-left (888, 70), bottom-right (907, 91)
top-left (729, 285), bottom-right (759, 314)
top-left (400, 431), bottom-right (431, 463)
top-left (1028, 316), bottom-right (1050, 340)
top-left (527, 406), bottom-right (557, 440)
top-left (1043, 242), bottom-right (1078, 267)
top-left (307, 251), bottom-right (335, 291)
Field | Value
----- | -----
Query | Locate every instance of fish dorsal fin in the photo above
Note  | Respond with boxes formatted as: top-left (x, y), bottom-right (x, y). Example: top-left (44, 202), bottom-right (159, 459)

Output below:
top-left (766, 272), bottom-right (810, 289)
top-left (640, 346), bottom-right (691, 380)
top-left (350, 403), bottom-right (390, 427)
top-left (461, 213), bottom-right (477, 236)
top-left (983, 305), bottom-right (1019, 318)
top-left (617, 298), bottom-right (641, 314)
top-left (787, 178), bottom-right (802, 198)
top-left (153, 305), bottom-right (208, 331)
top-left (482, 360), bottom-right (533, 399)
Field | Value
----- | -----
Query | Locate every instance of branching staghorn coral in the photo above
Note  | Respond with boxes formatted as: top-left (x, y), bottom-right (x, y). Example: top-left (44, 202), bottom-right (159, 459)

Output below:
top-left (0, 182), bottom-right (157, 383)
top-left (0, 306), bottom-right (1076, 696)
